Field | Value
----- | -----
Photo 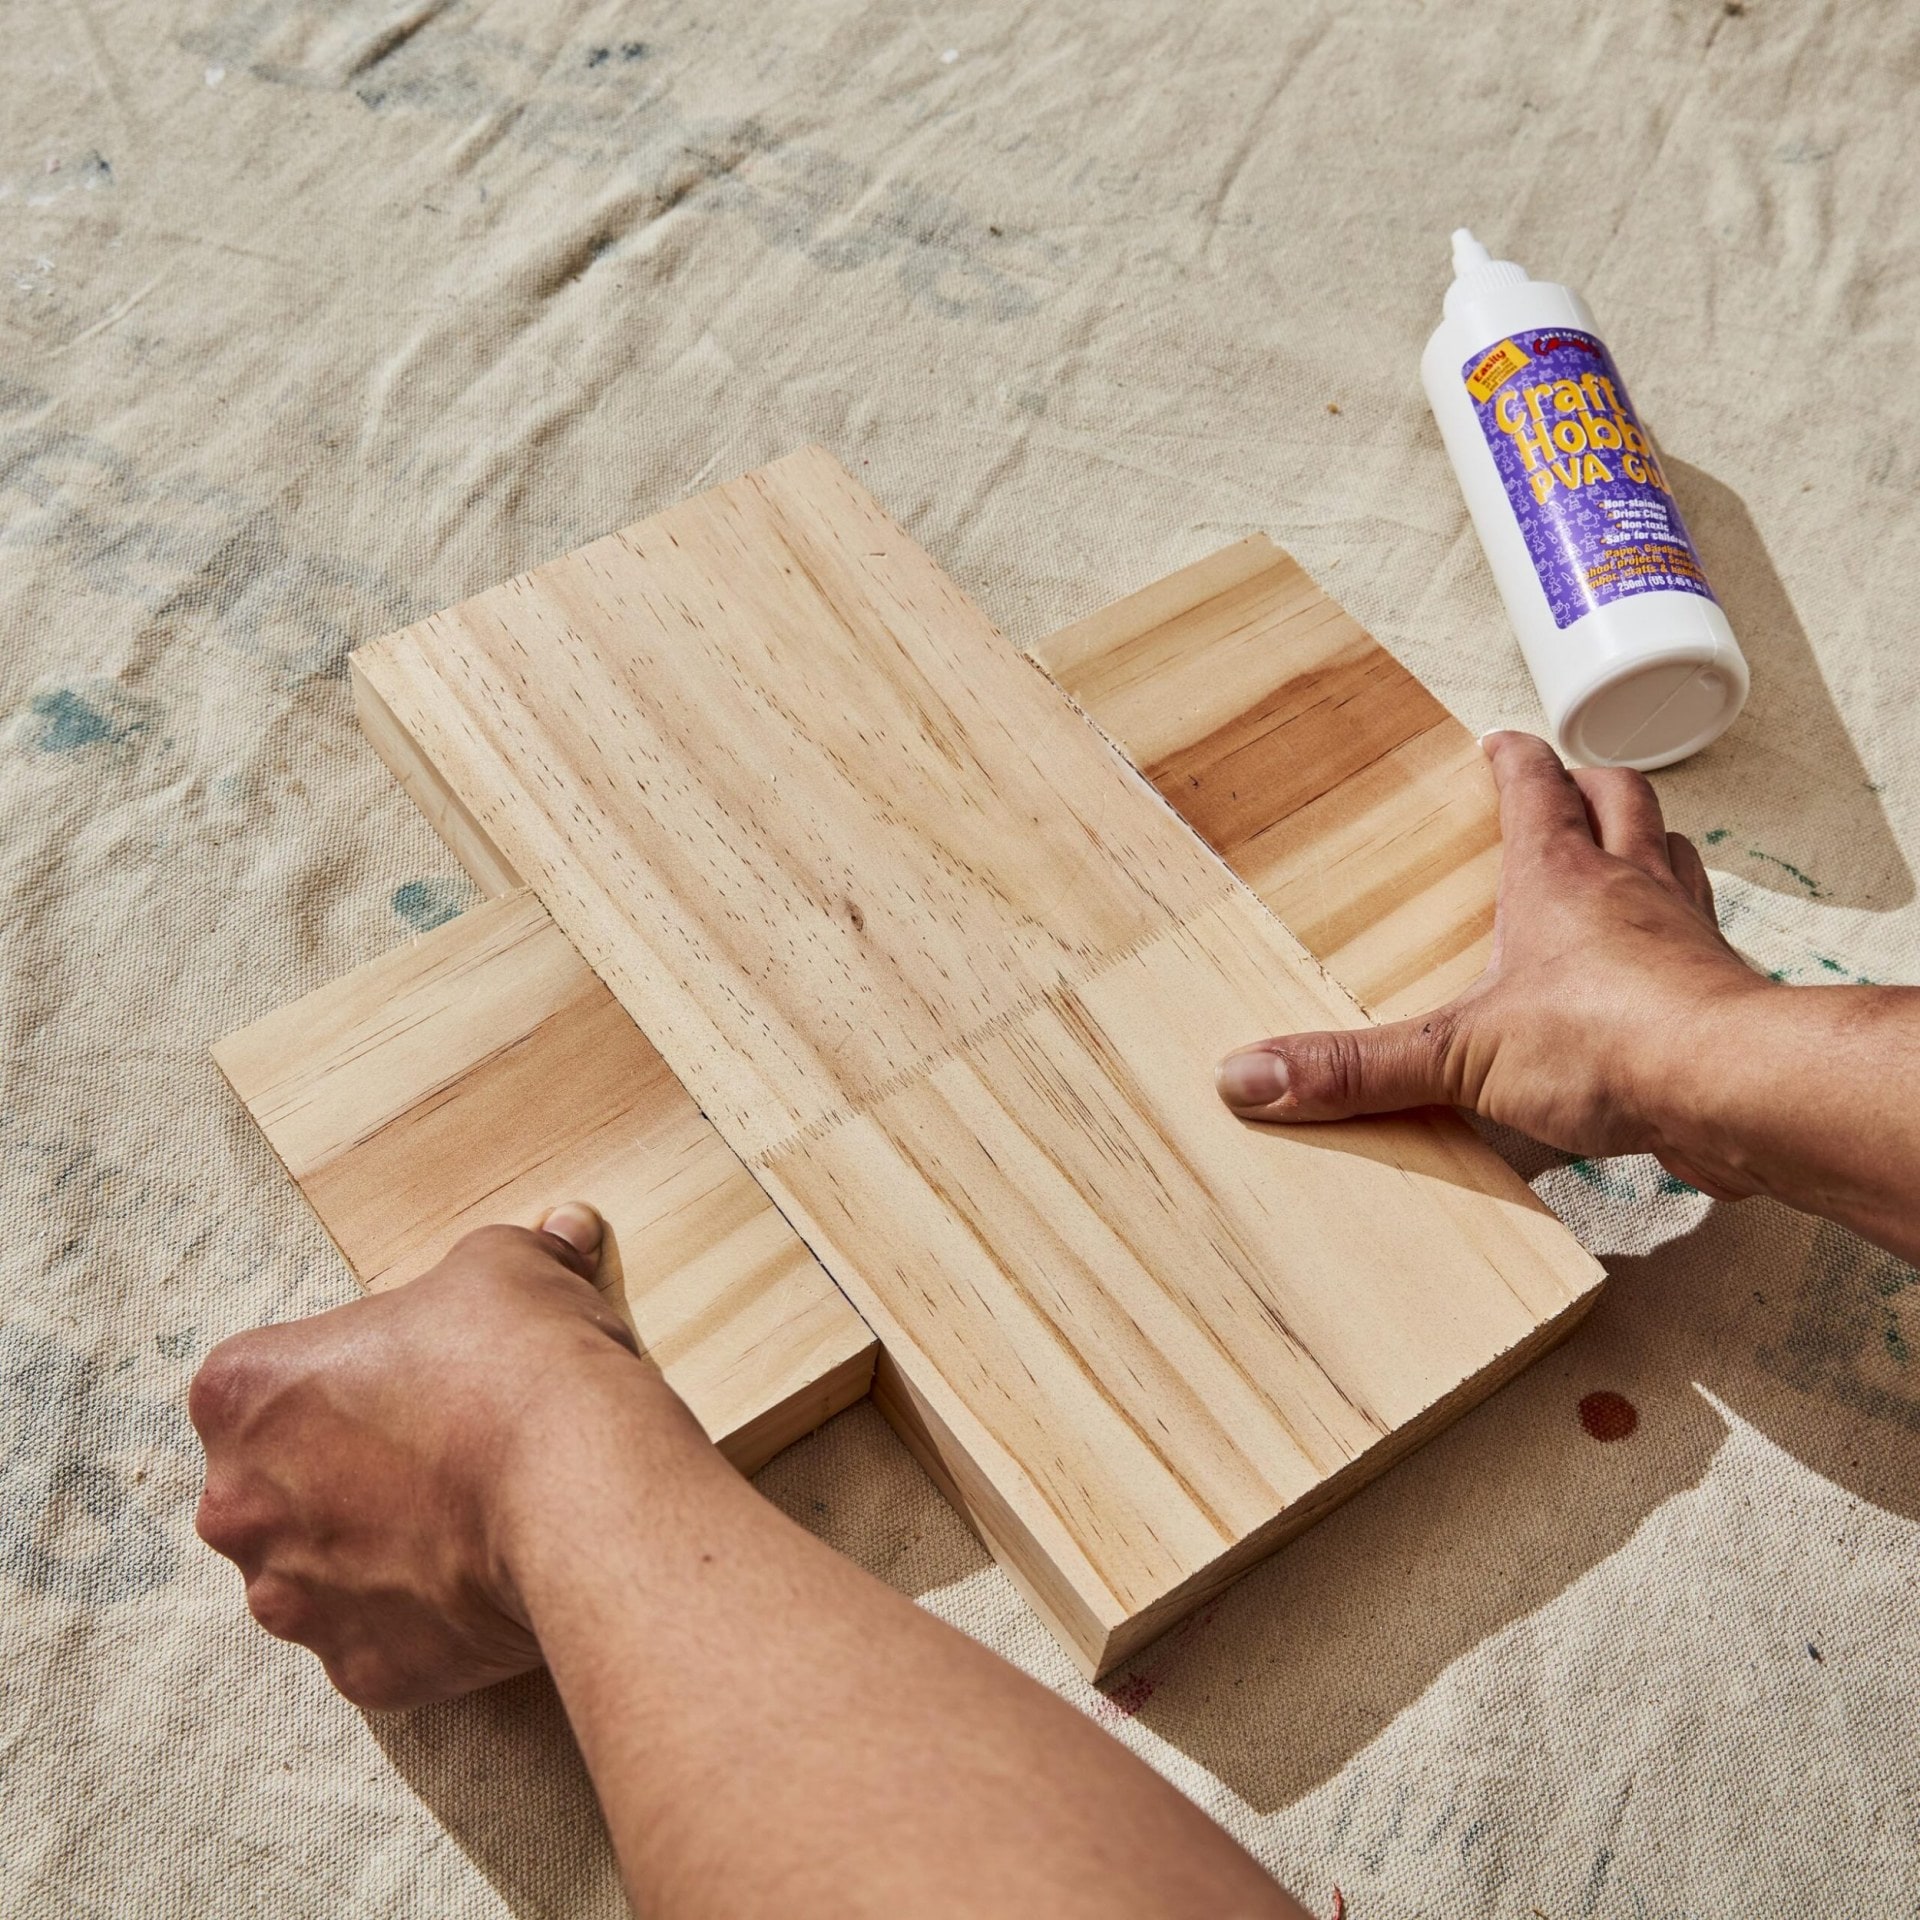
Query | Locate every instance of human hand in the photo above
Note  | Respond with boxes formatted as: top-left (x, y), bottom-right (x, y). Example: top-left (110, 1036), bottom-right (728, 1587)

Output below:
top-left (1215, 731), bottom-right (1772, 1196)
top-left (190, 1205), bottom-right (699, 1709)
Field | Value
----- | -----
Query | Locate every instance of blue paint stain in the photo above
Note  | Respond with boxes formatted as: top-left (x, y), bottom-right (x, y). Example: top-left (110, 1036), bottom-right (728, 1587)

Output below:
top-left (391, 877), bottom-right (470, 933)
top-left (0, 1325), bottom-right (192, 1604)
top-left (24, 688), bottom-right (138, 753)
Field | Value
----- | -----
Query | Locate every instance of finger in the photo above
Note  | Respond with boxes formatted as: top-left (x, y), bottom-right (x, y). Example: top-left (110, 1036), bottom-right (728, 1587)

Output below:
top-left (1665, 831), bottom-right (1719, 923)
top-left (1569, 766), bottom-right (1673, 881)
top-left (443, 1220), bottom-right (600, 1287)
top-left (537, 1202), bottom-right (604, 1269)
top-left (1217, 1012), bottom-right (1458, 1123)
top-left (1483, 731), bottom-right (1595, 865)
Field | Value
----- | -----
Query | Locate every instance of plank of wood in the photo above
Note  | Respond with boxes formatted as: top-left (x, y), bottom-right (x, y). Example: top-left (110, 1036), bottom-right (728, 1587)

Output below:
top-left (211, 889), bottom-right (877, 1475)
top-left (352, 447), bottom-right (1602, 1676)
top-left (1032, 534), bottom-right (1502, 1020)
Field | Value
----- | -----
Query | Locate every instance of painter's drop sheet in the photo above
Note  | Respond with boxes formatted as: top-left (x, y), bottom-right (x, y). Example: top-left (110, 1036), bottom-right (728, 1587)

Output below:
top-left (4, 1), bottom-right (1916, 1912)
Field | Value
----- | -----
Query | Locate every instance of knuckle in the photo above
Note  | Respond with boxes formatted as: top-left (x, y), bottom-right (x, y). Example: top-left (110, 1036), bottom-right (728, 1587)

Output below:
top-left (245, 1572), bottom-right (319, 1645)
top-left (193, 1483), bottom-right (232, 1552)
top-left (188, 1338), bottom-right (260, 1437)
top-left (1585, 765), bottom-right (1650, 801)
top-left (324, 1649), bottom-right (414, 1713)
top-left (1620, 768), bottom-right (1658, 810)
top-left (1414, 1006), bottom-right (1467, 1097)
top-left (1307, 1028), bottom-right (1369, 1107)
top-left (1514, 738), bottom-right (1573, 785)
top-left (447, 1222), bottom-right (514, 1258)
top-left (445, 1220), bottom-right (594, 1289)
top-left (1415, 1004), bottom-right (1461, 1062)
top-left (195, 1480), bottom-right (267, 1564)
top-left (445, 1222), bottom-right (543, 1269)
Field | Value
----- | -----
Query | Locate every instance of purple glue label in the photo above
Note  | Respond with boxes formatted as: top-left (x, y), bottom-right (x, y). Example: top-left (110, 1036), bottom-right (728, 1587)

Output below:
top-left (1461, 328), bottom-right (1716, 630)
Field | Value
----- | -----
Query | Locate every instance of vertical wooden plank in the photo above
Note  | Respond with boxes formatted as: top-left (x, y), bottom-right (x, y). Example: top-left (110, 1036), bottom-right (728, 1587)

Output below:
top-left (350, 450), bottom-right (1601, 1674)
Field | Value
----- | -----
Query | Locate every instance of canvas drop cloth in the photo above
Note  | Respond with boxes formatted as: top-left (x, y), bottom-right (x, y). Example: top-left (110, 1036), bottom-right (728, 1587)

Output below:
top-left (4, 1), bottom-right (1918, 1912)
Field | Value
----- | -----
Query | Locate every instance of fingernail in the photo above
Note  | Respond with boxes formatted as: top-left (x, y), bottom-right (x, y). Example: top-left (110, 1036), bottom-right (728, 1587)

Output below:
top-left (1216, 1048), bottom-right (1288, 1111)
top-left (539, 1202), bottom-right (604, 1259)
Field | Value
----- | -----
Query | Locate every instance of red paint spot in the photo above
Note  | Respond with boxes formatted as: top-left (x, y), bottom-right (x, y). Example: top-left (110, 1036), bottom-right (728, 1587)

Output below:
top-left (1331, 1888), bottom-right (1347, 1920)
top-left (1095, 1600), bottom-right (1221, 1722)
top-left (1579, 1390), bottom-right (1638, 1442)
top-left (1100, 1671), bottom-right (1158, 1719)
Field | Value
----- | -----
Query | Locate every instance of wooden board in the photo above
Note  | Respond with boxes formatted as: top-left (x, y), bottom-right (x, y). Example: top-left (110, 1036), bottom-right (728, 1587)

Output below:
top-left (351, 447), bottom-right (1603, 1676)
top-left (1034, 535), bottom-right (1501, 1020)
top-left (212, 889), bottom-right (876, 1475)
top-left (215, 538), bottom-right (1503, 1497)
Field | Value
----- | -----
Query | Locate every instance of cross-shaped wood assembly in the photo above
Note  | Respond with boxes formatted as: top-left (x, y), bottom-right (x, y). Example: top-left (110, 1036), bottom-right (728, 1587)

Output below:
top-left (214, 450), bottom-right (1602, 1679)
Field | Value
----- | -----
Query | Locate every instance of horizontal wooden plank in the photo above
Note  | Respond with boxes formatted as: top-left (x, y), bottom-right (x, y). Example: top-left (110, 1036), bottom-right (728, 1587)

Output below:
top-left (212, 890), bottom-right (876, 1475)
top-left (1033, 534), bottom-right (1501, 1020)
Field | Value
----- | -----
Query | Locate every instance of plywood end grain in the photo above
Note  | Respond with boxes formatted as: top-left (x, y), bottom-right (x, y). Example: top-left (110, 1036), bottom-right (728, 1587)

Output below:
top-left (212, 890), bottom-right (875, 1474)
top-left (354, 657), bottom-right (525, 899)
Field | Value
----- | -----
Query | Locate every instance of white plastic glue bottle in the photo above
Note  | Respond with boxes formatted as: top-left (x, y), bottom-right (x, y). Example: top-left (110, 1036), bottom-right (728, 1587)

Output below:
top-left (1422, 229), bottom-right (1748, 769)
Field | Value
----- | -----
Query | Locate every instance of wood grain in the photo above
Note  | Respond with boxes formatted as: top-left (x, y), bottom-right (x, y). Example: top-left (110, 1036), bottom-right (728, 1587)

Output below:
top-left (352, 448), bottom-right (1602, 1675)
top-left (1033, 535), bottom-right (1502, 1019)
top-left (212, 890), bottom-right (876, 1474)
top-left (359, 456), bottom-right (1222, 1159)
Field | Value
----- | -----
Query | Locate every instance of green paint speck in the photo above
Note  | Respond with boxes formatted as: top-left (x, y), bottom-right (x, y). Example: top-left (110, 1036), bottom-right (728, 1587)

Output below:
top-left (1746, 849), bottom-right (1823, 896)
top-left (1704, 828), bottom-right (1731, 846)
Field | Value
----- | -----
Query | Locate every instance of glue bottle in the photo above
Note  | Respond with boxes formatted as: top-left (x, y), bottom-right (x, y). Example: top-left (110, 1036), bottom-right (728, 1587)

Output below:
top-left (1421, 230), bottom-right (1748, 770)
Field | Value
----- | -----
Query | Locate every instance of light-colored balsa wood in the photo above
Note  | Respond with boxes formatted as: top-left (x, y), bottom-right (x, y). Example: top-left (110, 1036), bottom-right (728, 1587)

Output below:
top-left (352, 448), bottom-right (1602, 1676)
top-left (1033, 535), bottom-right (1501, 1020)
top-left (211, 890), bottom-right (876, 1474)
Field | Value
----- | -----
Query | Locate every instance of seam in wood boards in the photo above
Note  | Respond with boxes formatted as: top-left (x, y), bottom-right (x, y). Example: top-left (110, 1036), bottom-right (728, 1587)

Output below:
top-left (734, 870), bottom-right (1353, 1173)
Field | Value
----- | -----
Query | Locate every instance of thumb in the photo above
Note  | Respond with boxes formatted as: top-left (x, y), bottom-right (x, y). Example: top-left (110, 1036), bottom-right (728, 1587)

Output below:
top-left (1215, 1015), bottom-right (1458, 1122)
top-left (536, 1201), bottom-right (605, 1271)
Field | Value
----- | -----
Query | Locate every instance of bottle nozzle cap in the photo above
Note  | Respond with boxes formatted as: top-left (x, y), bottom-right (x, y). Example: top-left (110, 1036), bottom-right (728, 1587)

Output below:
top-left (1451, 228), bottom-right (1494, 277)
top-left (1443, 228), bottom-right (1529, 321)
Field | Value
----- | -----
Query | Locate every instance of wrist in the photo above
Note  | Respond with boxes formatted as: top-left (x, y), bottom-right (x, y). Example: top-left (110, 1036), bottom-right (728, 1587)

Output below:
top-left (485, 1353), bottom-right (721, 1630)
top-left (1631, 968), bottom-right (1785, 1187)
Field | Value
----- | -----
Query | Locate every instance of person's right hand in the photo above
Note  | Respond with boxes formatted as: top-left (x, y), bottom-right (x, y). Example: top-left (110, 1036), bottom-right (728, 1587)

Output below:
top-left (1215, 730), bottom-right (1774, 1197)
top-left (189, 1204), bottom-right (706, 1710)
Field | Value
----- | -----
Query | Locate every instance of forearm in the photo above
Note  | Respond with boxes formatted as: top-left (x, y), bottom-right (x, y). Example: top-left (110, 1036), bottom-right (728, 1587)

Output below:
top-left (503, 1374), bottom-right (1304, 1920)
top-left (1650, 983), bottom-right (1920, 1263)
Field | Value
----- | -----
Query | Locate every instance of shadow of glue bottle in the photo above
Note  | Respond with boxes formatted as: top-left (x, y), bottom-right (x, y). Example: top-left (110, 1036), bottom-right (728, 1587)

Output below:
top-left (1422, 228), bottom-right (1750, 770)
